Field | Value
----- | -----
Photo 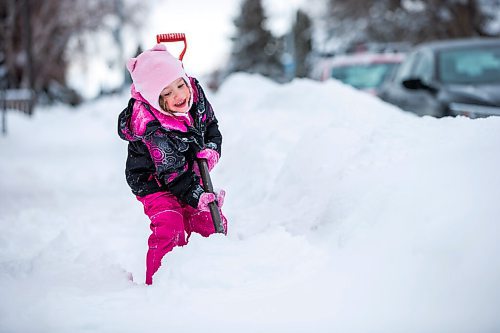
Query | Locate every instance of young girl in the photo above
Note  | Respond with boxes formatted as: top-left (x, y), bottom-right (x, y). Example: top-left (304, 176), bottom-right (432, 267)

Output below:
top-left (118, 44), bottom-right (227, 285)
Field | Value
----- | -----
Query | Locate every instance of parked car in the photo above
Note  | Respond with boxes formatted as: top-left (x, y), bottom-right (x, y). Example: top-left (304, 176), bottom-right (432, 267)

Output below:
top-left (378, 38), bottom-right (500, 118)
top-left (316, 53), bottom-right (405, 96)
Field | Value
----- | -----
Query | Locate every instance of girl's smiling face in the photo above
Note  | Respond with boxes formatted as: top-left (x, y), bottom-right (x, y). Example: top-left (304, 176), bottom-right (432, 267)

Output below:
top-left (159, 78), bottom-right (190, 113)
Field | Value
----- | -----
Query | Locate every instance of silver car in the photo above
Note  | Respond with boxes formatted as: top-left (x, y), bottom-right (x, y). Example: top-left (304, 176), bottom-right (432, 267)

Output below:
top-left (378, 38), bottom-right (500, 118)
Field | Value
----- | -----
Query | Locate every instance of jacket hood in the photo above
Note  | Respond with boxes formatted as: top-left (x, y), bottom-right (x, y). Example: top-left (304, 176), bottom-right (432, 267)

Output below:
top-left (118, 95), bottom-right (144, 142)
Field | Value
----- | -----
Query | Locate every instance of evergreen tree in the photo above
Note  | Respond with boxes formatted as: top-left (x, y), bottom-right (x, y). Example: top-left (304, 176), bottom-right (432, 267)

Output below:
top-left (323, 0), bottom-right (370, 50)
top-left (292, 9), bottom-right (313, 78)
top-left (228, 0), bottom-right (283, 80)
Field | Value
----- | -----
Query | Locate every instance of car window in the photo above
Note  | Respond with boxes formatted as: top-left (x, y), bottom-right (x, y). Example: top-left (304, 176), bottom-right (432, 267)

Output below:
top-left (438, 45), bottom-right (500, 84)
top-left (413, 51), bottom-right (434, 82)
top-left (331, 63), bottom-right (399, 89)
top-left (394, 52), bottom-right (418, 82)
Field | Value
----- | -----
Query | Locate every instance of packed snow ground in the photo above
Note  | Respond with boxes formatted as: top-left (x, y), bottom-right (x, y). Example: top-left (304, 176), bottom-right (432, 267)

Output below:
top-left (1, 74), bottom-right (500, 332)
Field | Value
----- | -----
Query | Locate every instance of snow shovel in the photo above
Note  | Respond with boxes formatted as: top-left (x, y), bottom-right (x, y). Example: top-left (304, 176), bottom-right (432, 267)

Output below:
top-left (157, 33), bottom-right (225, 234)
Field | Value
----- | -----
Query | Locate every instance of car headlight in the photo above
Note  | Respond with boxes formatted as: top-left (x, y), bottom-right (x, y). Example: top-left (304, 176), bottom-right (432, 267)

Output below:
top-left (449, 103), bottom-right (500, 116)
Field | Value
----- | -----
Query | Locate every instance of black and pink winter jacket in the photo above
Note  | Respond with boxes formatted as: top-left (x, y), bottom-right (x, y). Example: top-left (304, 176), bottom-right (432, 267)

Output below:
top-left (118, 77), bottom-right (222, 208)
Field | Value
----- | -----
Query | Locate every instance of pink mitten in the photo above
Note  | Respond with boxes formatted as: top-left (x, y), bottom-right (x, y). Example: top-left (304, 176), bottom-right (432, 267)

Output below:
top-left (197, 192), bottom-right (216, 211)
top-left (196, 149), bottom-right (219, 172)
top-left (197, 190), bottom-right (225, 212)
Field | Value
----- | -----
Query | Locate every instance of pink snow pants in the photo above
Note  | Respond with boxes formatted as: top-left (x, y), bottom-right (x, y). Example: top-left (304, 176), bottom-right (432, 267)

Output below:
top-left (137, 191), bottom-right (227, 285)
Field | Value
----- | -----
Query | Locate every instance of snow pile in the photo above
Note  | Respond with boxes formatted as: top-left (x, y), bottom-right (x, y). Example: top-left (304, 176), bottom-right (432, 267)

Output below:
top-left (1, 73), bottom-right (500, 332)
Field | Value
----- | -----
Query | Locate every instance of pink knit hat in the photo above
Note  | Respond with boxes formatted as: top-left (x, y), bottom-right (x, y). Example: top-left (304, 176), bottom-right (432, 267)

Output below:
top-left (127, 44), bottom-right (192, 112)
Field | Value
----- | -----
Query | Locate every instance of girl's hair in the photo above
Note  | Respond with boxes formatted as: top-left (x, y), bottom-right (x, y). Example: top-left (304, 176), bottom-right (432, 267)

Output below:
top-left (158, 95), bottom-right (169, 112)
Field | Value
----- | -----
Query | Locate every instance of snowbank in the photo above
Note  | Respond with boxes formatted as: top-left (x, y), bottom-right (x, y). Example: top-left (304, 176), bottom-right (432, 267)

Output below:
top-left (1, 73), bottom-right (500, 332)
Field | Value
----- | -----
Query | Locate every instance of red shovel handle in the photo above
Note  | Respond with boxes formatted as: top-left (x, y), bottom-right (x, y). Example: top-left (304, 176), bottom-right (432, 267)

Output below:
top-left (156, 33), bottom-right (187, 61)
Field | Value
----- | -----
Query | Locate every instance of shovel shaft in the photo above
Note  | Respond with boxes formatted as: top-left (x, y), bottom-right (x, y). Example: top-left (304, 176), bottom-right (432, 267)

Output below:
top-left (197, 159), bottom-right (225, 233)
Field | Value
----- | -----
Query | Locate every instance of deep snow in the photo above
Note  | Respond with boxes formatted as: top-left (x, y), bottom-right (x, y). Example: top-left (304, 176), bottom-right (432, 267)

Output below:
top-left (1, 74), bottom-right (500, 332)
